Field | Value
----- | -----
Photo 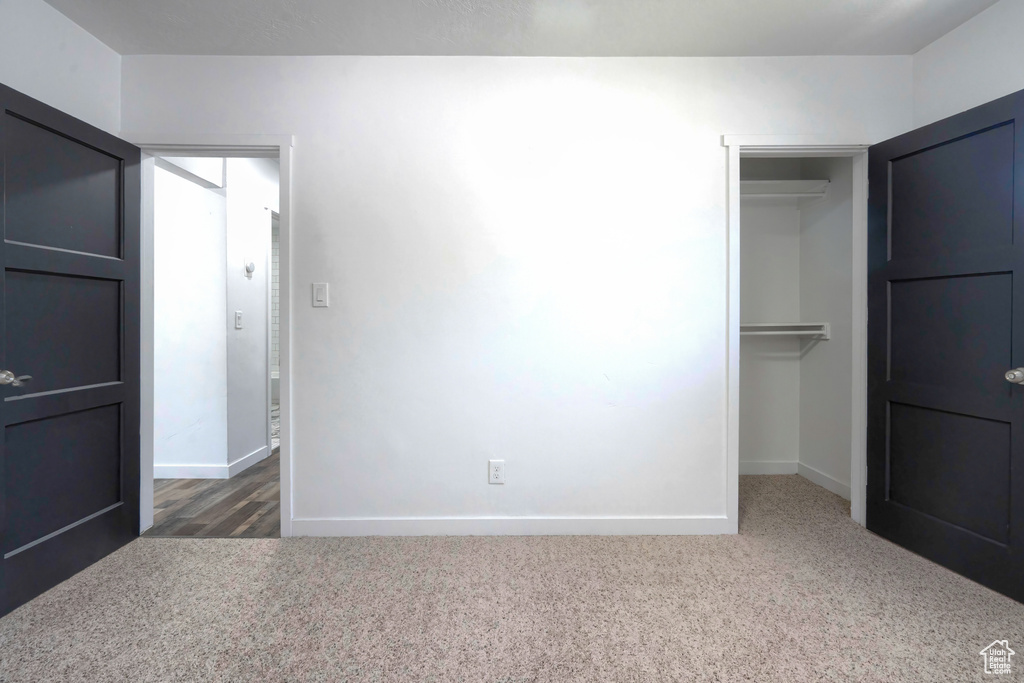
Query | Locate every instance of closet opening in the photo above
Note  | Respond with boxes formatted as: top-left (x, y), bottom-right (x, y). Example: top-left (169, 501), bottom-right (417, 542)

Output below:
top-left (738, 155), bottom-right (858, 516)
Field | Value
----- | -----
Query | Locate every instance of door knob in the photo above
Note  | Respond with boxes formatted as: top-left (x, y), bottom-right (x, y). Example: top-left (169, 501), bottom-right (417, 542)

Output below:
top-left (1006, 368), bottom-right (1024, 384)
top-left (0, 370), bottom-right (32, 387)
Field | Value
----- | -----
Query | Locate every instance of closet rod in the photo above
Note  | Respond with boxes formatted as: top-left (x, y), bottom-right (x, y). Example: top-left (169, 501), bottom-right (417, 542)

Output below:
top-left (740, 322), bottom-right (831, 340)
top-left (741, 193), bottom-right (827, 199)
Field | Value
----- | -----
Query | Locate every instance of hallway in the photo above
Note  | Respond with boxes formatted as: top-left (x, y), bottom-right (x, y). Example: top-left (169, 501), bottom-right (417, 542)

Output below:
top-left (145, 451), bottom-right (280, 538)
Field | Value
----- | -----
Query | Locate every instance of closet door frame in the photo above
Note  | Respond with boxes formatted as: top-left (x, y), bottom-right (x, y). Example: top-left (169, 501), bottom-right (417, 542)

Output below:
top-left (722, 135), bottom-right (870, 530)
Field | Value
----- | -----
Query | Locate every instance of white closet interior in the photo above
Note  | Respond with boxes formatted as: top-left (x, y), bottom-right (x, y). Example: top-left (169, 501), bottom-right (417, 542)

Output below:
top-left (739, 157), bottom-right (854, 500)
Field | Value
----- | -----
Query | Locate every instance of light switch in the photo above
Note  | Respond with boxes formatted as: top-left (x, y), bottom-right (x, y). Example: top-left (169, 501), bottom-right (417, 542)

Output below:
top-left (234, 310), bottom-right (243, 329)
top-left (312, 283), bottom-right (329, 308)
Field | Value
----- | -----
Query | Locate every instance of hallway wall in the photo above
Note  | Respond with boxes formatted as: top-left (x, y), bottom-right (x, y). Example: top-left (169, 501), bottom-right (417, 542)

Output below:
top-left (153, 165), bottom-right (229, 476)
top-left (225, 157), bottom-right (279, 474)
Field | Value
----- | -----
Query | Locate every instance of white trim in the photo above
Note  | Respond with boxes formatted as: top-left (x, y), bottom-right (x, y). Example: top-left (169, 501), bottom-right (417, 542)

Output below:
top-left (725, 143), bottom-right (741, 535)
top-left (739, 461), bottom-right (798, 475)
top-left (153, 446), bottom-right (268, 480)
top-left (849, 152), bottom-right (869, 525)
top-left (798, 463), bottom-right (852, 501)
top-left (132, 133), bottom-right (295, 537)
top-left (265, 206), bottom-right (274, 491)
top-left (139, 154), bottom-right (156, 532)
top-left (291, 516), bottom-right (732, 537)
top-left (279, 141), bottom-right (293, 538)
top-left (154, 463), bottom-right (230, 479)
top-left (229, 445), bottom-right (269, 477)
top-left (724, 135), bottom-right (869, 528)
top-left (120, 133), bottom-right (290, 157)
top-left (723, 135), bottom-right (870, 157)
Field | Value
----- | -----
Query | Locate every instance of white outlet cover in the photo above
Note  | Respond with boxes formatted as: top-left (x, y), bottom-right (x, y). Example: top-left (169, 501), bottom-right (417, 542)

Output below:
top-left (488, 459), bottom-right (505, 485)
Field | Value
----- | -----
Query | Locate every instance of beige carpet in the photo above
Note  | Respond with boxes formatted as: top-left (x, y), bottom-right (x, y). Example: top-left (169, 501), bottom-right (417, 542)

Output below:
top-left (1, 476), bottom-right (1021, 682)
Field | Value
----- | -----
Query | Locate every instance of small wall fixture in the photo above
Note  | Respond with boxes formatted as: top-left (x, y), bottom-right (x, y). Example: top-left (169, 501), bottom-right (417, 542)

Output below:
top-left (245, 261), bottom-right (255, 279)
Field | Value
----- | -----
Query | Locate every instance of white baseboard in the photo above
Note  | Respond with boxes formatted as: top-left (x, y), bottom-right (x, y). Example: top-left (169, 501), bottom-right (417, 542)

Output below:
top-left (228, 445), bottom-right (269, 478)
top-left (154, 463), bottom-right (230, 479)
top-left (290, 516), bottom-right (733, 536)
top-left (739, 461), bottom-right (798, 475)
top-left (154, 445), bottom-right (270, 480)
top-left (798, 462), bottom-right (851, 501)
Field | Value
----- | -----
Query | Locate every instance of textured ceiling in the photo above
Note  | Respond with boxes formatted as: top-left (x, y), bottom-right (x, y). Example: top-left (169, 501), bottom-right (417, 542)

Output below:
top-left (44, 0), bottom-right (998, 57)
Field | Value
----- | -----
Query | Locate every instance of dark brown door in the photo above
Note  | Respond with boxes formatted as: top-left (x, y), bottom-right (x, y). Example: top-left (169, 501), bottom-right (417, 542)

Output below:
top-left (868, 89), bottom-right (1024, 602)
top-left (0, 83), bottom-right (140, 616)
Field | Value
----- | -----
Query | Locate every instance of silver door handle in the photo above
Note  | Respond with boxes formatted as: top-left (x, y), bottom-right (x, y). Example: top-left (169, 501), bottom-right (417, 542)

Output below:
top-left (1006, 368), bottom-right (1024, 384)
top-left (0, 370), bottom-right (32, 387)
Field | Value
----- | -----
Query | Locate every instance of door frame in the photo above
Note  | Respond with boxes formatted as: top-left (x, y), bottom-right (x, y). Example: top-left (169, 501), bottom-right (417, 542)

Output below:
top-left (128, 133), bottom-right (294, 537)
top-left (722, 135), bottom-right (869, 527)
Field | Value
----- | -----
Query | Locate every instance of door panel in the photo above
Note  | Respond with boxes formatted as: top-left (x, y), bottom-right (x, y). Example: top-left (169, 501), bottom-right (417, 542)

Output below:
top-left (6, 271), bottom-right (122, 394)
top-left (890, 122), bottom-right (1014, 258)
top-left (0, 83), bottom-right (140, 616)
top-left (869, 89), bottom-right (1024, 602)
top-left (889, 274), bottom-right (1011, 394)
top-left (4, 112), bottom-right (122, 258)
top-left (888, 402), bottom-right (1010, 544)
top-left (4, 405), bottom-right (122, 554)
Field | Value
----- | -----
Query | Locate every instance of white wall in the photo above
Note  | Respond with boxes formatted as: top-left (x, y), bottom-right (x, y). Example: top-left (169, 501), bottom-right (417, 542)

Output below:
top-left (122, 55), bottom-right (912, 533)
top-left (738, 201), bottom-right (801, 474)
top-left (0, 0), bottom-right (120, 133)
top-left (161, 156), bottom-right (225, 187)
top-left (913, 0), bottom-right (1024, 127)
top-left (225, 157), bottom-right (278, 474)
top-left (798, 157), bottom-right (853, 499)
top-left (153, 165), bottom-right (229, 478)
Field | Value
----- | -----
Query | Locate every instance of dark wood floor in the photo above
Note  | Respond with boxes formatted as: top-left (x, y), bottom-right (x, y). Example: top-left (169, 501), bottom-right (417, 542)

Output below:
top-left (145, 451), bottom-right (280, 538)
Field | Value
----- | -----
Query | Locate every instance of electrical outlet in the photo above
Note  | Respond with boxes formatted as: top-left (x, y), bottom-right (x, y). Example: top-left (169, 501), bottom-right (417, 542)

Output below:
top-left (488, 459), bottom-right (505, 485)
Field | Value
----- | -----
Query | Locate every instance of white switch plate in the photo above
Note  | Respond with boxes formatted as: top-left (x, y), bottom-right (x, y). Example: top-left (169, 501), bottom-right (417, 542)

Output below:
top-left (234, 310), bottom-right (243, 329)
top-left (312, 282), bottom-right (329, 308)
top-left (488, 459), bottom-right (505, 485)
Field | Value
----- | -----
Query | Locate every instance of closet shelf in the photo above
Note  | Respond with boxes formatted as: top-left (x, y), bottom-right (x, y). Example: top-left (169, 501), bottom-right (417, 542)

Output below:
top-left (740, 179), bottom-right (830, 200)
top-left (740, 322), bottom-right (831, 340)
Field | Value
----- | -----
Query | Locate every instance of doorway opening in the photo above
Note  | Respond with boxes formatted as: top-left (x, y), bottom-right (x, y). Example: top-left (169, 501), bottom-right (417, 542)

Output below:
top-left (724, 138), bottom-right (869, 530)
top-left (738, 156), bottom-right (854, 500)
top-left (140, 149), bottom-right (285, 538)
